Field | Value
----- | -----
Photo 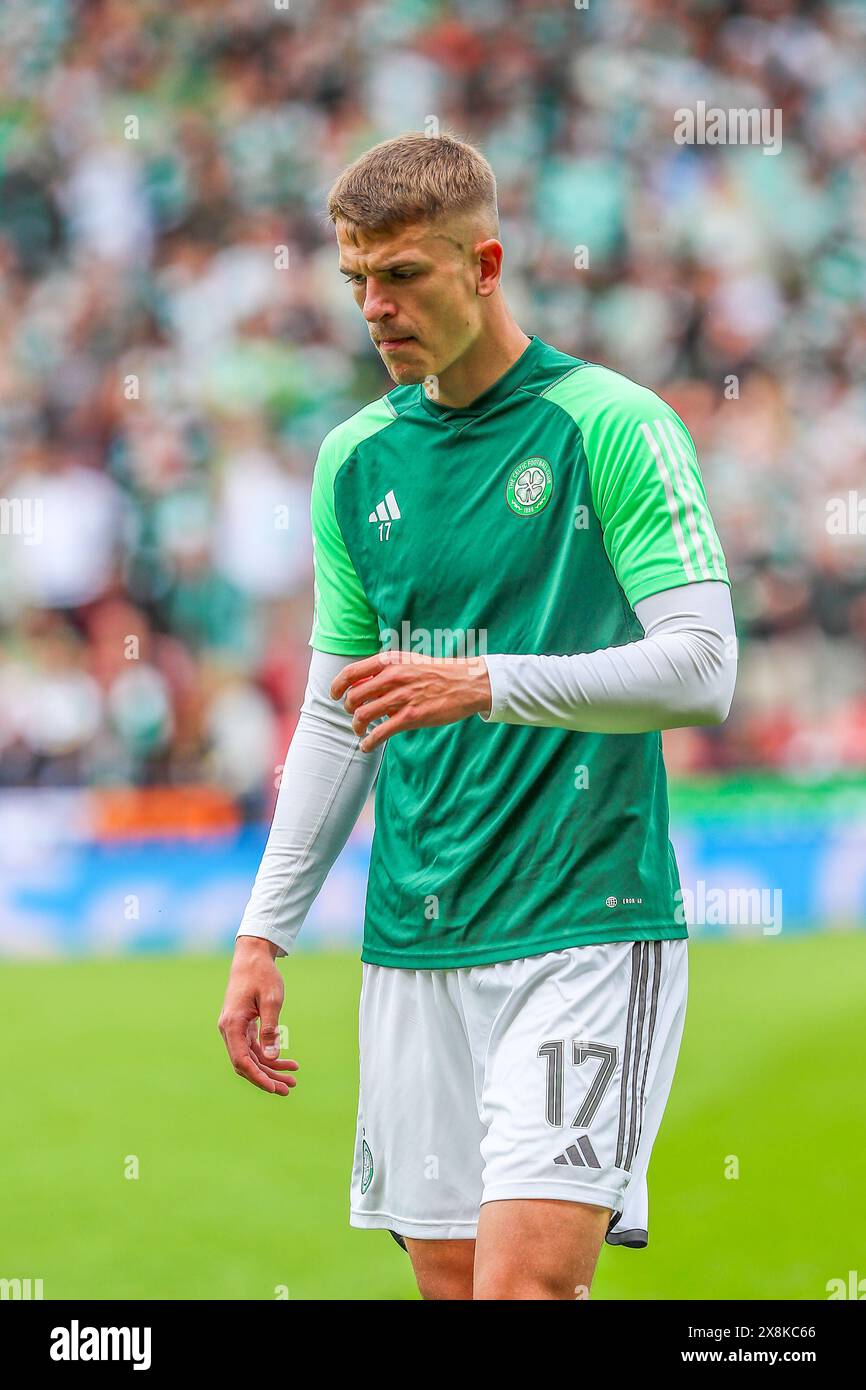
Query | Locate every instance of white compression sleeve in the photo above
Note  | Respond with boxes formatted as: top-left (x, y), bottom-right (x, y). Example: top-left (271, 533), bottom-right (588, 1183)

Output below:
top-left (480, 580), bottom-right (737, 733)
top-left (235, 648), bottom-right (383, 957)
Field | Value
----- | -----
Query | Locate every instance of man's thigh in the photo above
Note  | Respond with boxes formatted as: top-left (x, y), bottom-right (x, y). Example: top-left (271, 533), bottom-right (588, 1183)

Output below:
top-left (404, 1237), bottom-right (476, 1301)
top-left (474, 1199), bottom-right (611, 1300)
top-left (402, 1195), bottom-right (610, 1300)
top-left (404, 1198), bottom-right (610, 1301)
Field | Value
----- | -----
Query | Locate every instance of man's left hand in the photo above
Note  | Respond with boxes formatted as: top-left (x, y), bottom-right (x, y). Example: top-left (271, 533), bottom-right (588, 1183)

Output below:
top-left (331, 650), bottom-right (493, 753)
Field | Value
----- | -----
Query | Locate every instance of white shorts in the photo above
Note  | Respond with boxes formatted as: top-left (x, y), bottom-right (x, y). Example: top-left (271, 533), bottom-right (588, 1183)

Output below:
top-left (349, 939), bottom-right (687, 1246)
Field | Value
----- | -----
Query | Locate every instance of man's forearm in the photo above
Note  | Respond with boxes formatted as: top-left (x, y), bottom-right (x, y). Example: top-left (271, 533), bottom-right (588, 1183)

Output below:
top-left (479, 580), bottom-right (737, 734)
top-left (236, 648), bottom-right (383, 957)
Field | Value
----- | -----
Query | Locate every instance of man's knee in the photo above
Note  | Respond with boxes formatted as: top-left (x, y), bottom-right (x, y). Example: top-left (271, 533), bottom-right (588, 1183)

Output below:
top-left (474, 1267), bottom-right (588, 1300)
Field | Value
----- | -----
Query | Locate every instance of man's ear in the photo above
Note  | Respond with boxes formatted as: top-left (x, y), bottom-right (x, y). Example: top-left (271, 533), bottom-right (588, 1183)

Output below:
top-left (476, 238), bottom-right (504, 296)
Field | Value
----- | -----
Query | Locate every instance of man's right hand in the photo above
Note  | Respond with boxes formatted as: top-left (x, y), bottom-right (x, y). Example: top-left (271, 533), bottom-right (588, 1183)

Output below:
top-left (218, 936), bottom-right (299, 1096)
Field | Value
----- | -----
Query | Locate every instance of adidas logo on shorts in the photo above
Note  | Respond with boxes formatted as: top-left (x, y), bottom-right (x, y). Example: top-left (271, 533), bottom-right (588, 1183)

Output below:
top-left (553, 1136), bottom-right (601, 1169)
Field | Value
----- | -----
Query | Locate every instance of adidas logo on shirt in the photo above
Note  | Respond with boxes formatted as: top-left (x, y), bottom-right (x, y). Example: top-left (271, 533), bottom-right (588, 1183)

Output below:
top-left (369, 489), bottom-right (401, 524)
top-left (369, 489), bottom-right (401, 541)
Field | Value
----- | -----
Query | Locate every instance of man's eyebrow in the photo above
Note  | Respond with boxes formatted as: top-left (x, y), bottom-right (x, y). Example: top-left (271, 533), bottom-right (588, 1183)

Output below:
top-left (339, 259), bottom-right (423, 275)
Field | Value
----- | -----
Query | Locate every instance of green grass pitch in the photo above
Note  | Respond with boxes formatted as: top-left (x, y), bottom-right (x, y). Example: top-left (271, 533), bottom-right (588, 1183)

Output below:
top-left (1, 933), bottom-right (863, 1300)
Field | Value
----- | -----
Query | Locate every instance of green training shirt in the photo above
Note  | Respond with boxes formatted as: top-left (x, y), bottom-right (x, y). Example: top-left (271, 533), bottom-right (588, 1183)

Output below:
top-left (309, 334), bottom-right (729, 969)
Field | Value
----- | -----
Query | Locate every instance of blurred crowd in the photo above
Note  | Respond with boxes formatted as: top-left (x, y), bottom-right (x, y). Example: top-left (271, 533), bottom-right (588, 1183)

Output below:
top-left (1, 0), bottom-right (865, 811)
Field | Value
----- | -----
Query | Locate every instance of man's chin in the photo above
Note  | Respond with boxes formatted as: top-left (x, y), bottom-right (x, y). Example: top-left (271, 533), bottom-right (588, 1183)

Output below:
top-left (383, 359), bottom-right (427, 385)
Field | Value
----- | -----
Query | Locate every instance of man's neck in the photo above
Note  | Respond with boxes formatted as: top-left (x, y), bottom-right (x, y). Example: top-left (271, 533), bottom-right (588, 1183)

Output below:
top-left (435, 319), bottom-right (532, 408)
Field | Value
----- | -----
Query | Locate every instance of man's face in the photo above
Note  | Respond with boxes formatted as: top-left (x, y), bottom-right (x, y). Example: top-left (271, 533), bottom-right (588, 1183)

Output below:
top-left (336, 217), bottom-right (484, 386)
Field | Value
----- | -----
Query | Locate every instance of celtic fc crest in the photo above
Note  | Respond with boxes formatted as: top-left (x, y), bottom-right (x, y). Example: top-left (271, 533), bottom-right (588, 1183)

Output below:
top-left (505, 457), bottom-right (554, 516)
top-left (361, 1139), bottom-right (374, 1194)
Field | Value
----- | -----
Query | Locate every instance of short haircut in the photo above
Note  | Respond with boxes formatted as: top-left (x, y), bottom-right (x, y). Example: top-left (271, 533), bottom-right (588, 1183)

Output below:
top-left (327, 131), bottom-right (499, 242)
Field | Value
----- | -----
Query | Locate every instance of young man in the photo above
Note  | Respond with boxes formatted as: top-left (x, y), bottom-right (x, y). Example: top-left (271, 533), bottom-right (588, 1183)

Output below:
top-left (218, 132), bottom-right (736, 1301)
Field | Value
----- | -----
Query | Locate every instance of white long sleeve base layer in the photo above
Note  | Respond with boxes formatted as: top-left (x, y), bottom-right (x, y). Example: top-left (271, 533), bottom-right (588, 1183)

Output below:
top-left (236, 580), bottom-right (736, 956)
top-left (236, 651), bottom-right (384, 957)
top-left (481, 580), bottom-right (737, 732)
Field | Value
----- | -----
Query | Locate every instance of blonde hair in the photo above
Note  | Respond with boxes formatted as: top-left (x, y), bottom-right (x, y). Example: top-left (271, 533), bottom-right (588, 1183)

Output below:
top-left (327, 132), bottom-right (498, 241)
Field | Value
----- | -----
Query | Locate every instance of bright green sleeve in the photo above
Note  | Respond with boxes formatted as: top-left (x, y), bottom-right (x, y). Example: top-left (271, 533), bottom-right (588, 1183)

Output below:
top-left (308, 402), bottom-right (393, 655)
top-left (546, 364), bottom-right (729, 606)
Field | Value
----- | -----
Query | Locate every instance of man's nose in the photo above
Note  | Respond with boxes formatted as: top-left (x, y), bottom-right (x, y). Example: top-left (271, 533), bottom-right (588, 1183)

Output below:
top-left (362, 281), bottom-right (395, 323)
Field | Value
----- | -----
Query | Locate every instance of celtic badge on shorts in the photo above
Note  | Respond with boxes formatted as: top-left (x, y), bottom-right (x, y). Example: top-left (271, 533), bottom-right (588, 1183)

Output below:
top-left (361, 1139), bottom-right (374, 1194)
